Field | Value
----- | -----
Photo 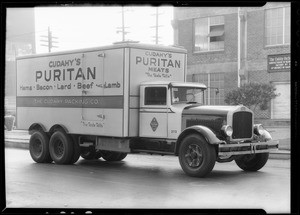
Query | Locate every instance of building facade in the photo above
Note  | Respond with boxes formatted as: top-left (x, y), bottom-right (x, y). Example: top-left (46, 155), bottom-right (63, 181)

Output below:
top-left (172, 2), bottom-right (290, 123)
top-left (5, 8), bottom-right (36, 114)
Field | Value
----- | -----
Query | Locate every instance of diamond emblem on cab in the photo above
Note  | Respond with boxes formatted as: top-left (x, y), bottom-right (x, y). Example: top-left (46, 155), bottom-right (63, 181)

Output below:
top-left (150, 117), bottom-right (159, 132)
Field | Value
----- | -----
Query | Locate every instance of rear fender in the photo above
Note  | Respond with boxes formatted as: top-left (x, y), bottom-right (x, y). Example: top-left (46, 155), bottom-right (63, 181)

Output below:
top-left (28, 123), bottom-right (47, 135)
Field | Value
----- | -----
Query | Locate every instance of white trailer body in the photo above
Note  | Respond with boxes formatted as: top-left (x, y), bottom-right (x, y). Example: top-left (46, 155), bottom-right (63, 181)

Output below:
top-left (16, 43), bottom-right (186, 138)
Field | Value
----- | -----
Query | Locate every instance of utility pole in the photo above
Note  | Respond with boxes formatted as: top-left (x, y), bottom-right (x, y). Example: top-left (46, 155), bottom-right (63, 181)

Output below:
top-left (150, 7), bottom-right (163, 44)
top-left (40, 26), bottom-right (59, 52)
top-left (237, 7), bottom-right (247, 87)
top-left (116, 7), bottom-right (131, 41)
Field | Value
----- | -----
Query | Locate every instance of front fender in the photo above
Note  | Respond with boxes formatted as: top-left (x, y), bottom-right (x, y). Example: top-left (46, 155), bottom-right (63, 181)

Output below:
top-left (175, 125), bottom-right (224, 155)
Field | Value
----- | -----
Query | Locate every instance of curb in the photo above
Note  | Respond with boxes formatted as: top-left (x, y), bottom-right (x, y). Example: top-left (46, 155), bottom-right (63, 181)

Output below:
top-left (269, 150), bottom-right (290, 160)
top-left (5, 139), bottom-right (29, 150)
top-left (5, 139), bottom-right (290, 160)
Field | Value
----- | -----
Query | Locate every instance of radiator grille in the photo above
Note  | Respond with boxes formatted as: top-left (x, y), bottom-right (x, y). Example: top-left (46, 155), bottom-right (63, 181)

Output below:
top-left (232, 112), bottom-right (252, 139)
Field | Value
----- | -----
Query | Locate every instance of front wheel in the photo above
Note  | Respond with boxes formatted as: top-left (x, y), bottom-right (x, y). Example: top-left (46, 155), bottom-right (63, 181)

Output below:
top-left (178, 134), bottom-right (216, 177)
top-left (80, 147), bottom-right (97, 160)
top-left (235, 153), bottom-right (269, 171)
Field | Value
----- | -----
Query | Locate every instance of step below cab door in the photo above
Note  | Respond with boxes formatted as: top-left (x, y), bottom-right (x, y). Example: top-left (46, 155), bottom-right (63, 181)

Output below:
top-left (139, 85), bottom-right (169, 138)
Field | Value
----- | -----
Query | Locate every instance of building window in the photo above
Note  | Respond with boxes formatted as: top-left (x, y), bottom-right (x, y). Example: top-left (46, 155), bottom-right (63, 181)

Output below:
top-left (265, 6), bottom-right (290, 46)
top-left (190, 73), bottom-right (225, 105)
top-left (194, 16), bottom-right (225, 52)
top-left (144, 87), bottom-right (167, 106)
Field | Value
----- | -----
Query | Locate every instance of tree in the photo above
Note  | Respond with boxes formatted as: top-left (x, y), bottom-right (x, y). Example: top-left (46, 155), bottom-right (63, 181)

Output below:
top-left (224, 82), bottom-right (278, 113)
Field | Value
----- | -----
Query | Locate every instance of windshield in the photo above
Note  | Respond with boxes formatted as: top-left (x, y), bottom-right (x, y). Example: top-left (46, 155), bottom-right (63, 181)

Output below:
top-left (171, 87), bottom-right (205, 104)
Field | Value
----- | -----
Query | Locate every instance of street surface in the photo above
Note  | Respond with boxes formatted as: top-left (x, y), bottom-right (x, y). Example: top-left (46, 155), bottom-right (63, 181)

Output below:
top-left (5, 148), bottom-right (290, 213)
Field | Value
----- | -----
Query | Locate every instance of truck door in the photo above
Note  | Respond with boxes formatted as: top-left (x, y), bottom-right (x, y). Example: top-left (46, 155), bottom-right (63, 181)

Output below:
top-left (81, 51), bottom-right (105, 121)
top-left (139, 86), bottom-right (168, 138)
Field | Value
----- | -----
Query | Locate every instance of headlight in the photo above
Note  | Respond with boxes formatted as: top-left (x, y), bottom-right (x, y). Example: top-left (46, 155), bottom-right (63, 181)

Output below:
top-left (254, 124), bottom-right (264, 135)
top-left (221, 125), bottom-right (233, 137)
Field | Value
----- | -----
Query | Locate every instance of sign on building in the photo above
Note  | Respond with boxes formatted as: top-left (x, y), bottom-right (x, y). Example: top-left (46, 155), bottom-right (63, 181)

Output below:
top-left (267, 54), bottom-right (290, 72)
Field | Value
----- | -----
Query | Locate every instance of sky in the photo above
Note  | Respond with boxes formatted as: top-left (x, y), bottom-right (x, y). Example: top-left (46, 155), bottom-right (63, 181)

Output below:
top-left (34, 6), bottom-right (174, 54)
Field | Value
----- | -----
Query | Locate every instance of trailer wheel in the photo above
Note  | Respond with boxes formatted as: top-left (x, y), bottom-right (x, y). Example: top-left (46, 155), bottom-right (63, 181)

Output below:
top-left (235, 153), bottom-right (269, 171)
top-left (80, 147), bottom-right (97, 160)
top-left (100, 151), bottom-right (127, 161)
top-left (29, 131), bottom-right (52, 163)
top-left (178, 134), bottom-right (216, 177)
top-left (49, 131), bottom-right (74, 164)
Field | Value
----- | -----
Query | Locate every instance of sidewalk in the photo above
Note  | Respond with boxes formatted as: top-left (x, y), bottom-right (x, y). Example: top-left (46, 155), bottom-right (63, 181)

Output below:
top-left (4, 126), bottom-right (290, 160)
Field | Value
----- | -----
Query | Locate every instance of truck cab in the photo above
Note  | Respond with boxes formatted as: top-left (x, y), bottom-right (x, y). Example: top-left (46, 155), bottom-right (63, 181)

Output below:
top-left (139, 81), bottom-right (207, 140)
top-left (134, 81), bottom-right (279, 177)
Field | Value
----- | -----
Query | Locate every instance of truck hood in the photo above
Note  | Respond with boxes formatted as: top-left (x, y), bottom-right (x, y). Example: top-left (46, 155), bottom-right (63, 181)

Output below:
top-left (178, 104), bottom-right (252, 136)
top-left (170, 104), bottom-right (248, 116)
top-left (182, 104), bottom-right (243, 116)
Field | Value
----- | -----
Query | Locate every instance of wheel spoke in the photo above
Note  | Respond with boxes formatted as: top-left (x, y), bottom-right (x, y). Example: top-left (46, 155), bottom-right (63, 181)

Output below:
top-left (185, 153), bottom-right (191, 158)
top-left (195, 147), bottom-right (202, 157)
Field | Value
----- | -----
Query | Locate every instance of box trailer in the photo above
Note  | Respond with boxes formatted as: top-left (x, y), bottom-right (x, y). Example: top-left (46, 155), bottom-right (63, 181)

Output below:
top-left (16, 42), bottom-right (278, 177)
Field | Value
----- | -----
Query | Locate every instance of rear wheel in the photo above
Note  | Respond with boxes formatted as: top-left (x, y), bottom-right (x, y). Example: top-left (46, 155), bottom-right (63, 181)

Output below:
top-left (235, 153), bottom-right (269, 171)
top-left (116, 153), bottom-right (127, 161)
top-left (29, 131), bottom-right (52, 163)
top-left (178, 134), bottom-right (216, 177)
top-left (49, 131), bottom-right (74, 164)
top-left (80, 147), bottom-right (97, 160)
top-left (94, 151), bottom-right (102, 159)
top-left (100, 151), bottom-right (127, 161)
top-left (69, 135), bottom-right (81, 164)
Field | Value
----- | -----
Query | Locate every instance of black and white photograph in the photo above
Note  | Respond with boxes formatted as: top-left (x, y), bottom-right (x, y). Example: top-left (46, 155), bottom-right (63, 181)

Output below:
top-left (3, 2), bottom-right (294, 214)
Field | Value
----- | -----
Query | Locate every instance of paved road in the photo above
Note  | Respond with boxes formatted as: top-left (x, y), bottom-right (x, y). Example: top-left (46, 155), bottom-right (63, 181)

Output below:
top-left (5, 148), bottom-right (290, 213)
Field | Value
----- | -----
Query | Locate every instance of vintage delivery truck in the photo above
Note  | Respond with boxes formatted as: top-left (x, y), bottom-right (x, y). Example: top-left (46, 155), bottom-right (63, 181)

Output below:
top-left (16, 42), bottom-right (279, 177)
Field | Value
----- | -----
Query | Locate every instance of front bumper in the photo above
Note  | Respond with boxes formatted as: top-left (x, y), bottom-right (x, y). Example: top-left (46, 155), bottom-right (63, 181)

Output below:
top-left (218, 140), bottom-right (279, 156)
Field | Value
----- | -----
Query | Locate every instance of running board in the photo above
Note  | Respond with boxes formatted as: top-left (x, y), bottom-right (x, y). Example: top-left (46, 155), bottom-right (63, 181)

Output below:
top-left (132, 149), bottom-right (175, 155)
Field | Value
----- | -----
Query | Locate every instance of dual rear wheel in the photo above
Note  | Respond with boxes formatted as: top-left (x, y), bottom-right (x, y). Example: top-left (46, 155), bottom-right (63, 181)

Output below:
top-left (29, 130), bottom-right (80, 164)
top-left (29, 130), bottom-right (127, 164)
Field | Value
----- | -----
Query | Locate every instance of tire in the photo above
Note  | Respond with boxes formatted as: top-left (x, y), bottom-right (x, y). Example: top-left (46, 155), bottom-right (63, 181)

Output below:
top-left (235, 153), bottom-right (269, 171)
top-left (178, 134), bottom-right (216, 177)
top-left (80, 147), bottom-right (97, 160)
top-left (69, 135), bottom-right (81, 164)
top-left (100, 151), bottom-right (127, 161)
top-left (49, 131), bottom-right (74, 164)
top-left (94, 151), bottom-right (102, 159)
top-left (29, 131), bottom-right (52, 163)
top-left (116, 153), bottom-right (127, 161)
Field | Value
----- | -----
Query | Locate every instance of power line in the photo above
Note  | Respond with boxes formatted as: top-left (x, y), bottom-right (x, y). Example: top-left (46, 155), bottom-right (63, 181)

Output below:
top-left (6, 29), bottom-right (49, 39)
